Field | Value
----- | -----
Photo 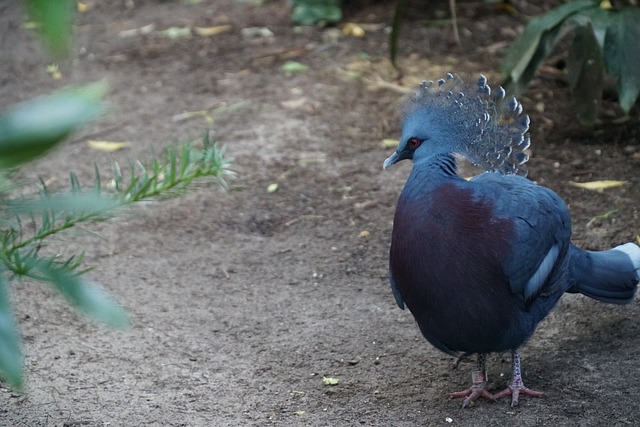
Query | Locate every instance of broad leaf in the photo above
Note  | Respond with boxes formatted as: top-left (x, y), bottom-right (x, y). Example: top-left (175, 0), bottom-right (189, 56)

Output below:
top-left (33, 260), bottom-right (129, 328)
top-left (580, 7), bottom-right (612, 47)
top-left (506, 22), bottom-right (570, 95)
top-left (0, 274), bottom-right (23, 390)
top-left (291, 0), bottom-right (341, 25)
top-left (0, 83), bottom-right (106, 169)
top-left (567, 20), bottom-right (604, 125)
top-left (602, 7), bottom-right (640, 112)
top-left (501, 0), bottom-right (598, 85)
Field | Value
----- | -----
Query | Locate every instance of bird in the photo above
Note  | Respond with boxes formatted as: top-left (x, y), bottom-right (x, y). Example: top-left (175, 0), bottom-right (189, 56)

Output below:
top-left (383, 73), bottom-right (640, 408)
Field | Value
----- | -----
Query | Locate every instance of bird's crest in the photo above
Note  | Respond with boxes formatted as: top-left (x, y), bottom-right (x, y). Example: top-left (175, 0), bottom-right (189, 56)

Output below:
top-left (404, 73), bottom-right (530, 176)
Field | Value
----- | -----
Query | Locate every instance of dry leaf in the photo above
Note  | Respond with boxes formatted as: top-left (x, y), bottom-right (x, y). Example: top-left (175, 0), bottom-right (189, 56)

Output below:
top-left (160, 27), bottom-right (191, 39)
top-left (77, 1), bottom-right (93, 12)
top-left (280, 98), bottom-right (308, 109)
top-left (193, 25), bottom-right (232, 37)
top-left (382, 139), bottom-right (399, 148)
top-left (88, 140), bottom-right (130, 152)
top-left (119, 24), bottom-right (155, 38)
top-left (266, 183), bottom-right (278, 193)
top-left (342, 23), bottom-right (365, 37)
top-left (46, 64), bottom-right (62, 80)
top-left (359, 230), bottom-right (370, 238)
top-left (322, 377), bottom-right (339, 385)
top-left (569, 180), bottom-right (628, 192)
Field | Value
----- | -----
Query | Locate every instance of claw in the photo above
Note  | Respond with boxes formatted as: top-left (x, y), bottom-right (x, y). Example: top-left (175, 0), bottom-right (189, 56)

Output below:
top-left (448, 350), bottom-right (543, 407)
top-left (450, 385), bottom-right (497, 408)
top-left (449, 354), bottom-right (496, 408)
top-left (494, 382), bottom-right (543, 407)
top-left (493, 349), bottom-right (544, 406)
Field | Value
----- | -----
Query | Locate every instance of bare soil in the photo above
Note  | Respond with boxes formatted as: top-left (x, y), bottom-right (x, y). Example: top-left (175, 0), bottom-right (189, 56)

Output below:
top-left (1, 1), bottom-right (639, 426)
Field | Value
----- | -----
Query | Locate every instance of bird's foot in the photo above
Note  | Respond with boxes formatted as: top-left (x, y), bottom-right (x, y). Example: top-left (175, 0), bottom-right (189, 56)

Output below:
top-left (493, 377), bottom-right (543, 407)
top-left (493, 349), bottom-right (544, 406)
top-left (449, 370), bottom-right (497, 408)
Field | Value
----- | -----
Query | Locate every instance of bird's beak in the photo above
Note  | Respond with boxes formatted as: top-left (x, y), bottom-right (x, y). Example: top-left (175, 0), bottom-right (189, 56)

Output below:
top-left (383, 151), bottom-right (400, 170)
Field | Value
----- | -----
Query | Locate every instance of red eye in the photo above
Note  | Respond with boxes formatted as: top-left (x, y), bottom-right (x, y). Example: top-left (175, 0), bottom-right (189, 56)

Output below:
top-left (408, 137), bottom-right (421, 149)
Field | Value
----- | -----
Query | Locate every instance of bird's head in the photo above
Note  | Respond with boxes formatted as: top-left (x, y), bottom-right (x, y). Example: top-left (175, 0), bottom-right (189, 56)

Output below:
top-left (383, 73), bottom-right (531, 176)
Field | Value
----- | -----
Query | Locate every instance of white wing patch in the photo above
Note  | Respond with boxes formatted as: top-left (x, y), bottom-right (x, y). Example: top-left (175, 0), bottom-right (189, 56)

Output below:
top-left (524, 244), bottom-right (560, 300)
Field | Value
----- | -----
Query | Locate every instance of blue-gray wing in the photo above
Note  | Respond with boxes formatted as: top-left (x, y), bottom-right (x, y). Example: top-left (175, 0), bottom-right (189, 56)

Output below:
top-left (470, 173), bottom-right (572, 302)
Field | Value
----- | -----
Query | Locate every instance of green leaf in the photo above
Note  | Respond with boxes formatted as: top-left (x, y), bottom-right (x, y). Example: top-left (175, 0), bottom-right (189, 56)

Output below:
top-left (281, 61), bottom-right (309, 74)
top-left (567, 20), bottom-right (604, 125)
top-left (25, 0), bottom-right (75, 57)
top-left (33, 260), bottom-right (129, 328)
top-left (5, 192), bottom-right (121, 219)
top-left (501, 0), bottom-right (598, 88)
top-left (0, 82), bottom-right (107, 169)
top-left (0, 274), bottom-right (23, 390)
top-left (601, 7), bottom-right (640, 112)
top-left (292, 0), bottom-right (341, 25)
top-left (580, 7), bottom-right (611, 47)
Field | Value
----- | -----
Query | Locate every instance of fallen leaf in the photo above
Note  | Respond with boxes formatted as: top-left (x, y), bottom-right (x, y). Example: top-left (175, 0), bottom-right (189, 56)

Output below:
top-left (23, 21), bottom-right (39, 30)
top-left (159, 27), bottom-right (192, 39)
top-left (293, 410), bottom-right (305, 415)
top-left (77, 1), bottom-right (93, 12)
top-left (359, 230), bottom-right (370, 238)
top-left (322, 376), bottom-right (339, 386)
top-left (193, 25), bottom-right (232, 37)
top-left (281, 61), bottom-right (308, 74)
top-left (241, 27), bottom-right (274, 39)
top-left (88, 140), bottom-right (130, 152)
top-left (342, 22), bottom-right (365, 37)
top-left (569, 180), bottom-right (628, 192)
top-left (118, 24), bottom-right (155, 38)
top-left (46, 64), bottom-right (62, 80)
top-left (280, 98), bottom-right (308, 109)
top-left (600, 0), bottom-right (613, 9)
top-left (586, 209), bottom-right (618, 228)
top-left (266, 183), bottom-right (279, 193)
top-left (382, 139), bottom-right (399, 148)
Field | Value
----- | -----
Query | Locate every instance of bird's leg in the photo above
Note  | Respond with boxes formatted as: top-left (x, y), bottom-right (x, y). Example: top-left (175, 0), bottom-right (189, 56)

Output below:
top-left (494, 349), bottom-right (543, 406)
top-left (449, 353), bottom-right (496, 408)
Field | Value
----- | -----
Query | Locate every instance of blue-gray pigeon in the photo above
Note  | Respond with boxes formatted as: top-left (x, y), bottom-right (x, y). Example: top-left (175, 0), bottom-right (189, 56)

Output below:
top-left (384, 73), bottom-right (640, 407)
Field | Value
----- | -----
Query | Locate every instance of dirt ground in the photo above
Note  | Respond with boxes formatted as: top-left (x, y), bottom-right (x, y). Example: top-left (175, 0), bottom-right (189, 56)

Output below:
top-left (1, 0), bottom-right (639, 426)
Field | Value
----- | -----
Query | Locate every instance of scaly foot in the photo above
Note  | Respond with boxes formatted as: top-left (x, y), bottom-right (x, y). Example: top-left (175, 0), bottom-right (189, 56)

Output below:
top-left (493, 349), bottom-right (543, 406)
top-left (449, 377), bottom-right (496, 408)
top-left (449, 354), bottom-right (496, 408)
top-left (493, 378), bottom-right (543, 407)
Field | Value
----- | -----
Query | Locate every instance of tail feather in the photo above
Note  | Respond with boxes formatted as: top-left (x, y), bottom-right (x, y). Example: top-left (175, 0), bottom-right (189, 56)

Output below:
top-left (568, 242), bottom-right (640, 304)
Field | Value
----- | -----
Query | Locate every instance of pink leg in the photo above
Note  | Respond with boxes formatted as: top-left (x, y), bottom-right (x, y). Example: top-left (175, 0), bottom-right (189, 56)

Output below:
top-left (493, 349), bottom-right (543, 406)
top-left (449, 353), bottom-right (497, 408)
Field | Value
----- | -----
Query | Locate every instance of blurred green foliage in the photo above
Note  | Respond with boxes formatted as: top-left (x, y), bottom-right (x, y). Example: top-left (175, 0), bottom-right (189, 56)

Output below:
top-left (291, 0), bottom-right (342, 25)
top-left (501, 0), bottom-right (640, 124)
top-left (25, 0), bottom-right (74, 57)
top-left (0, 0), bottom-right (233, 389)
top-left (290, 0), bottom-right (639, 123)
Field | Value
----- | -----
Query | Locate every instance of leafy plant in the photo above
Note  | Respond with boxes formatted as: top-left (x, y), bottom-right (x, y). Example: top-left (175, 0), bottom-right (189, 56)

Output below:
top-left (0, 0), bottom-right (233, 390)
top-left (0, 89), bottom-right (232, 389)
top-left (291, 0), bottom-right (342, 26)
top-left (501, 0), bottom-right (640, 124)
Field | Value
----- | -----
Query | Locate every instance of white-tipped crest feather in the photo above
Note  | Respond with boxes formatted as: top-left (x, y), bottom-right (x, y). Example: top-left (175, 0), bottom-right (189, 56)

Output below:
top-left (404, 73), bottom-right (530, 176)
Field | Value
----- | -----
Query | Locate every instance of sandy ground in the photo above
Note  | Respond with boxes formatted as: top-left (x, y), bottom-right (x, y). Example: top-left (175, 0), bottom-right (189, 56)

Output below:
top-left (1, 1), bottom-right (639, 426)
